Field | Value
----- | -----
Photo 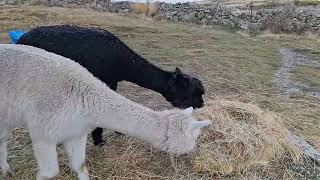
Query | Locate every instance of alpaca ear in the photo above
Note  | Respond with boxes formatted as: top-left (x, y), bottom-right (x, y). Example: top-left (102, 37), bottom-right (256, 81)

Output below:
top-left (175, 67), bottom-right (182, 74)
top-left (191, 120), bottom-right (211, 130)
top-left (183, 107), bottom-right (193, 116)
top-left (172, 67), bottom-right (183, 79)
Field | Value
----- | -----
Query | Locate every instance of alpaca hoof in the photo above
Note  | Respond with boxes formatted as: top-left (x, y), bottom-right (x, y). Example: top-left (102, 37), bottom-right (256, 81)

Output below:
top-left (78, 164), bottom-right (90, 180)
top-left (78, 173), bottom-right (90, 180)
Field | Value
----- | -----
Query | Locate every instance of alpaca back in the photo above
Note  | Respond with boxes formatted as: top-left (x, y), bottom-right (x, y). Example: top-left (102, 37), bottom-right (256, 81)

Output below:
top-left (0, 44), bottom-right (107, 132)
top-left (0, 44), bottom-right (102, 88)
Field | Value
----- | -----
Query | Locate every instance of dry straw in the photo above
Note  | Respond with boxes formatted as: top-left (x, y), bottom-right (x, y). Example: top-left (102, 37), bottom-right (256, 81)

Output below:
top-left (193, 98), bottom-right (302, 176)
top-left (131, 2), bottom-right (157, 17)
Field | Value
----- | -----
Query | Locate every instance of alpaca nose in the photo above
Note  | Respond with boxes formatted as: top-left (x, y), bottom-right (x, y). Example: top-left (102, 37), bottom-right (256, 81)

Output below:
top-left (193, 100), bottom-right (204, 108)
top-left (198, 100), bottom-right (204, 107)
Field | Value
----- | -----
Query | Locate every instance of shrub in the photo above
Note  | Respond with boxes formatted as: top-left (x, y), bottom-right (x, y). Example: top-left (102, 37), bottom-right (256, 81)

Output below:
top-left (258, 4), bottom-right (308, 34)
top-left (131, 2), bottom-right (157, 17)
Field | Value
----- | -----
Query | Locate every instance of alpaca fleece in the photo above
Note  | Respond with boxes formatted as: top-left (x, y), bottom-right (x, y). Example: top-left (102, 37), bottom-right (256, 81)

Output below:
top-left (17, 25), bottom-right (205, 145)
top-left (0, 44), bottom-right (209, 180)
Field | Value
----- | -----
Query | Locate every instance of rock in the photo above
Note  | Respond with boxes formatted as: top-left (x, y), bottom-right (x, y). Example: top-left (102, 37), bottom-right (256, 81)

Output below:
top-left (231, 8), bottom-right (241, 16)
top-left (239, 21), bottom-right (249, 30)
top-left (197, 11), bottom-right (205, 20)
top-left (172, 15), bottom-right (179, 22)
top-left (201, 17), bottom-right (209, 24)
top-left (121, 8), bottom-right (130, 14)
top-left (154, 13), bottom-right (167, 21)
top-left (182, 13), bottom-right (194, 22)
top-left (207, 15), bottom-right (214, 20)
top-left (172, 11), bottom-right (178, 15)
top-left (220, 19), bottom-right (230, 25)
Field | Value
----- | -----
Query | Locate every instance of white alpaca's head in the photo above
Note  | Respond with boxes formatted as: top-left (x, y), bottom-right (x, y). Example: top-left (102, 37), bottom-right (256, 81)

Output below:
top-left (157, 107), bottom-right (210, 155)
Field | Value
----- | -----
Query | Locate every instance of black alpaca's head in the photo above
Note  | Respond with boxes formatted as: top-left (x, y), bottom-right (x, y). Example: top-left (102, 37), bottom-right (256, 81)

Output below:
top-left (164, 68), bottom-right (205, 109)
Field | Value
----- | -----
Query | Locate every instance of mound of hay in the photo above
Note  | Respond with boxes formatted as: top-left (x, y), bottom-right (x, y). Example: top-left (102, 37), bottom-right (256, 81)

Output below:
top-left (193, 98), bottom-right (302, 175)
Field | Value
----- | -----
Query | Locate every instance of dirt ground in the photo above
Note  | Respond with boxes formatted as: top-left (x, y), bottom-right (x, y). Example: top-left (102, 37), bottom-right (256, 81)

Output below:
top-left (0, 5), bottom-right (320, 179)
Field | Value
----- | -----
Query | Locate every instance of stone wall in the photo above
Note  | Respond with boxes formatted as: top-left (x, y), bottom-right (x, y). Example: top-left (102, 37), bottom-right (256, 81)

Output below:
top-left (1, 0), bottom-right (319, 34)
top-left (0, 0), bottom-right (28, 5)
top-left (0, 0), bottom-right (111, 10)
top-left (108, 1), bottom-right (319, 34)
top-left (48, 0), bottom-right (111, 11)
top-left (154, 2), bottom-right (320, 33)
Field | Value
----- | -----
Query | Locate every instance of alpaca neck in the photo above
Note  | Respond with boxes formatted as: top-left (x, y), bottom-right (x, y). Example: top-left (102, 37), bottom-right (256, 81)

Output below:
top-left (83, 84), bottom-right (167, 145)
top-left (120, 55), bottom-right (172, 95)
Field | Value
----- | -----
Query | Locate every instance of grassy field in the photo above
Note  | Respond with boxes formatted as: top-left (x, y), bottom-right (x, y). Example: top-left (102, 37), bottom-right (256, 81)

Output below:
top-left (0, 5), bottom-right (320, 179)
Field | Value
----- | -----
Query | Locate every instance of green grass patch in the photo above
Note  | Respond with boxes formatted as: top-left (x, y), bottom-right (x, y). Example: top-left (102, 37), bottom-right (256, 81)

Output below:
top-left (292, 64), bottom-right (320, 91)
top-left (294, 0), bottom-right (320, 6)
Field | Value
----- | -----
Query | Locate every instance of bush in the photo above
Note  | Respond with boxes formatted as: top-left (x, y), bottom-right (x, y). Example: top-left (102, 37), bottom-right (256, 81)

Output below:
top-left (259, 4), bottom-right (309, 34)
top-left (131, 2), bottom-right (157, 17)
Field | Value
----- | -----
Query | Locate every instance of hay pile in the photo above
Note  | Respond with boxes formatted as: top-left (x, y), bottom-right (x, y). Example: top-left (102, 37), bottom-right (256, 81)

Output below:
top-left (193, 98), bottom-right (302, 175)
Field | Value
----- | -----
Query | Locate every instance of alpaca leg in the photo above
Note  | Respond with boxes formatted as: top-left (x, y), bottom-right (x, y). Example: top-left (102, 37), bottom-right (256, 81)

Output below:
top-left (91, 128), bottom-right (104, 146)
top-left (110, 82), bottom-right (124, 136)
top-left (0, 129), bottom-right (12, 180)
top-left (32, 141), bottom-right (59, 180)
top-left (64, 135), bottom-right (89, 180)
top-left (1, 141), bottom-right (12, 180)
top-left (109, 82), bottom-right (118, 91)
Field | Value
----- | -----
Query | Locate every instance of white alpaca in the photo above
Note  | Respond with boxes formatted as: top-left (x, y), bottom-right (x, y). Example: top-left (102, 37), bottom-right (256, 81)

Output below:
top-left (0, 44), bottom-right (210, 180)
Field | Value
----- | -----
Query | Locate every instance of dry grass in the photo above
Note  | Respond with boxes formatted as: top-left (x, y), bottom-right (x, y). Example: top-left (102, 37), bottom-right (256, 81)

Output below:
top-left (131, 2), bottom-right (157, 17)
top-left (294, 0), bottom-right (320, 6)
top-left (29, 0), bottom-right (48, 6)
top-left (193, 98), bottom-right (302, 176)
top-left (0, 5), bottom-right (320, 180)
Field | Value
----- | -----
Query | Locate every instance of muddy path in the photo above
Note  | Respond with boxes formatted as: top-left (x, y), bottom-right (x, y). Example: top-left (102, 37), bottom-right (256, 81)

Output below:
top-left (275, 48), bottom-right (320, 99)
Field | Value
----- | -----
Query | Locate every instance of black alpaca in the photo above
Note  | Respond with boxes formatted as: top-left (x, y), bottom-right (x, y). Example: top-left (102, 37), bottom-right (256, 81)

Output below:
top-left (17, 25), bottom-right (205, 146)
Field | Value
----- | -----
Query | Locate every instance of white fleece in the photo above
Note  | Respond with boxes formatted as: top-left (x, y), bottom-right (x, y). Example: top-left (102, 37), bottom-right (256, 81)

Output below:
top-left (0, 44), bottom-right (210, 180)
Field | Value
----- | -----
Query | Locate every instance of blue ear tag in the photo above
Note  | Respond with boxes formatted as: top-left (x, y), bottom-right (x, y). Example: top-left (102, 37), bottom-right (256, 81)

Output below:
top-left (8, 30), bottom-right (25, 44)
